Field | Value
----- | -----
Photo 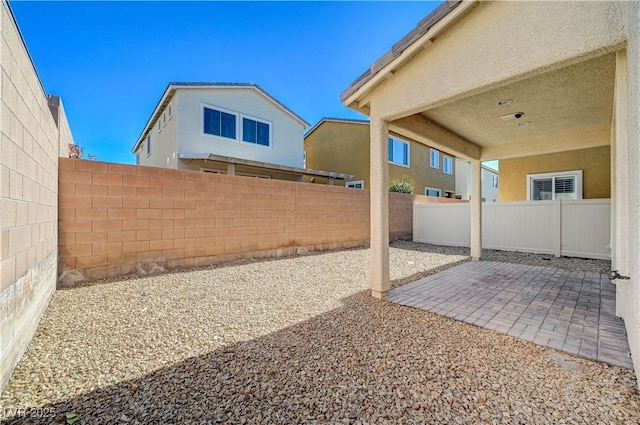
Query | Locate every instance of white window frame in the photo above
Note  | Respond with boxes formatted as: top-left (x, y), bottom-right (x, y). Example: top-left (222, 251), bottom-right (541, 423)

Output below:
top-left (158, 120), bottom-right (162, 133)
top-left (526, 170), bottom-right (583, 201)
top-left (425, 187), bottom-right (441, 197)
top-left (240, 113), bottom-right (272, 149)
top-left (443, 155), bottom-right (453, 174)
top-left (492, 174), bottom-right (499, 188)
top-left (388, 136), bottom-right (410, 168)
top-left (201, 103), bottom-right (239, 141)
top-left (346, 180), bottom-right (365, 189)
top-left (167, 103), bottom-right (172, 120)
top-left (146, 134), bottom-right (151, 157)
top-left (430, 149), bottom-right (439, 169)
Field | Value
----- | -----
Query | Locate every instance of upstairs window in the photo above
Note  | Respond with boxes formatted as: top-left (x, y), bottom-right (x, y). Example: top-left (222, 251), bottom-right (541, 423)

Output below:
top-left (443, 155), bottom-right (453, 174)
top-left (492, 175), bottom-right (499, 188)
top-left (388, 137), bottom-right (409, 167)
top-left (430, 149), bottom-right (439, 169)
top-left (242, 117), bottom-right (270, 147)
top-left (527, 170), bottom-right (583, 201)
top-left (146, 135), bottom-right (151, 156)
top-left (204, 107), bottom-right (237, 140)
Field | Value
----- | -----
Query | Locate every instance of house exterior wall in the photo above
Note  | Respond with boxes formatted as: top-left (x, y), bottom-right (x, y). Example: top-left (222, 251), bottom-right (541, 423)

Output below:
top-left (0, 0), bottom-right (74, 392)
top-left (304, 121), bottom-right (369, 186)
top-left (304, 120), bottom-right (455, 194)
top-left (455, 160), bottom-right (498, 202)
top-left (136, 95), bottom-right (179, 169)
top-left (499, 146), bottom-right (610, 201)
top-left (616, 0), bottom-right (640, 378)
top-left (175, 88), bottom-right (305, 168)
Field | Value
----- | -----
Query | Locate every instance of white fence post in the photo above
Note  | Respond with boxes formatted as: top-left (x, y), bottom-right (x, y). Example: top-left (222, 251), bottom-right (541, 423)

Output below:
top-left (554, 199), bottom-right (562, 257)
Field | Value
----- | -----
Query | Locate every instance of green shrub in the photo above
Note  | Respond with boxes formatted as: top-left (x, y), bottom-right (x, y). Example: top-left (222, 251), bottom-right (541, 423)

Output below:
top-left (389, 175), bottom-right (414, 194)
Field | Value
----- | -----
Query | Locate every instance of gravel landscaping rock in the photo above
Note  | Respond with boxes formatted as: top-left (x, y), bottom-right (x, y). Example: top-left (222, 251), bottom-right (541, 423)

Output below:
top-left (1, 242), bottom-right (637, 424)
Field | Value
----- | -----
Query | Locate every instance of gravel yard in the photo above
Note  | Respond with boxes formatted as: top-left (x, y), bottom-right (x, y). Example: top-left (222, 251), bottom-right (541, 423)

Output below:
top-left (1, 242), bottom-right (638, 424)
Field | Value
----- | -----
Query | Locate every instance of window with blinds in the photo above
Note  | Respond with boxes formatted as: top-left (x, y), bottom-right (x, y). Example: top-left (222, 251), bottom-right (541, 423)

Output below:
top-left (528, 171), bottom-right (581, 201)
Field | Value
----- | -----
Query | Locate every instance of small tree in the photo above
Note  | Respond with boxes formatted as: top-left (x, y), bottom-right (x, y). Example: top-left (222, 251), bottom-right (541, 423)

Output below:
top-left (389, 175), bottom-right (414, 194)
top-left (69, 143), bottom-right (98, 160)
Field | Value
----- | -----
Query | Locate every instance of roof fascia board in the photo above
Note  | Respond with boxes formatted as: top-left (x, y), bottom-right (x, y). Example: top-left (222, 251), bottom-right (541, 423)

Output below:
top-left (304, 117), bottom-right (370, 139)
top-left (342, 0), bottom-right (477, 109)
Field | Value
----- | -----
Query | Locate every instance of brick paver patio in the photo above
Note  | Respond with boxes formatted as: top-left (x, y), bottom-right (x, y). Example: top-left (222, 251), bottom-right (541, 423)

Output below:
top-left (387, 261), bottom-right (633, 368)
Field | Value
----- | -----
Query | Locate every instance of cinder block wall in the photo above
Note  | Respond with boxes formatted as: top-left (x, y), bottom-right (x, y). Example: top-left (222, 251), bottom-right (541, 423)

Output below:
top-left (0, 1), bottom-right (74, 391)
top-left (58, 159), bottom-right (464, 284)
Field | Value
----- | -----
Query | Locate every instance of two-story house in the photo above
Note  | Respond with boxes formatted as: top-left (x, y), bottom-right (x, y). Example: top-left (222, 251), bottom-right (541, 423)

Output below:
top-left (455, 160), bottom-right (499, 202)
top-left (132, 83), bottom-right (351, 183)
top-left (304, 118), bottom-right (455, 196)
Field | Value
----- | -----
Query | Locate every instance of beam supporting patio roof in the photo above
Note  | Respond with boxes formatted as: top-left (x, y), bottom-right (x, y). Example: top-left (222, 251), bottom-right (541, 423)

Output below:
top-left (390, 115), bottom-right (481, 160)
top-left (480, 126), bottom-right (611, 161)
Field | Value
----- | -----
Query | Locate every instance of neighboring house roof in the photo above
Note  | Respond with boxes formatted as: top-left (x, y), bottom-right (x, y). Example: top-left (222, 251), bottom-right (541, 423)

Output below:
top-left (178, 152), bottom-right (354, 180)
top-left (341, 0), bottom-right (469, 105)
top-left (304, 117), bottom-right (370, 139)
top-left (132, 82), bottom-right (310, 153)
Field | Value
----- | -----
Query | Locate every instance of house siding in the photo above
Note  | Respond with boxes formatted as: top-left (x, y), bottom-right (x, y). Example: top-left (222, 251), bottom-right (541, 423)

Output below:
top-left (175, 88), bottom-right (305, 168)
top-left (499, 146), bottom-right (610, 201)
top-left (304, 120), bottom-right (455, 193)
top-left (137, 95), bottom-right (179, 169)
top-left (455, 160), bottom-right (499, 201)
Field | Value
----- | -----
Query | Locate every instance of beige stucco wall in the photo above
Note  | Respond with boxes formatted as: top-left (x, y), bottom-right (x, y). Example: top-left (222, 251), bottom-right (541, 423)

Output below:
top-left (304, 120), bottom-right (454, 194)
top-left (0, 0), bottom-right (74, 391)
top-left (499, 146), bottom-right (610, 201)
top-left (616, 0), bottom-right (640, 378)
top-left (366, 1), bottom-right (625, 124)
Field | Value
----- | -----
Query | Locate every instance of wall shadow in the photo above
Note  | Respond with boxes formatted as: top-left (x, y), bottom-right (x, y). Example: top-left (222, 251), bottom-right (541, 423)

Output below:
top-left (4, 286), bottom-right (638, 424)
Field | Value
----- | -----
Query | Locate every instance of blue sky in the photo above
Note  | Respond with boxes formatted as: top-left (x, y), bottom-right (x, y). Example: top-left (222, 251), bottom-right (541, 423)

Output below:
top-left (11, 1), bottom-right (444, 165)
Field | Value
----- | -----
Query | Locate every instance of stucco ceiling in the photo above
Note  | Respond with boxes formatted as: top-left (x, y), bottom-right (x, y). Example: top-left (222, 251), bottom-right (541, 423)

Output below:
top-left (420, 53), bottom-right (616, 148)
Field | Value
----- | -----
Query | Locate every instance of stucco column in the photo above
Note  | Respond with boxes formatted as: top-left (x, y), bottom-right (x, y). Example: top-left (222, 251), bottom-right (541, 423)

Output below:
top-left (370, 117), bottom-right (390, 298)
top-left (470, 160), bottom-right (482, 260)
top-left (613, 48), bottom-right (629, 317)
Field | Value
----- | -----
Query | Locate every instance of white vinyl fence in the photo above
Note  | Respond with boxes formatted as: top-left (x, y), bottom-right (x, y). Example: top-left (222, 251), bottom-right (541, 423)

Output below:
top-left (413, 199), bottom-right (611, 260)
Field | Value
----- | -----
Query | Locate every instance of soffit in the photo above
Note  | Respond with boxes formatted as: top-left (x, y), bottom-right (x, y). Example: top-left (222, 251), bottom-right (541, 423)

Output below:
top-left (420, 53), bottom-right (615, 147)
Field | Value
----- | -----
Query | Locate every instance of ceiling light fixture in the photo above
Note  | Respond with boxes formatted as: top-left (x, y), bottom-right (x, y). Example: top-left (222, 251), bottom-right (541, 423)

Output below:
top-left (518, 121), bottom-right (531, 127)
top-left (497, 99), bottom-right (512, 106)
top-left (500, 112), bottom-right (525, 121)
